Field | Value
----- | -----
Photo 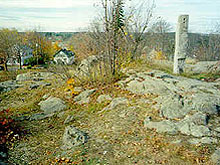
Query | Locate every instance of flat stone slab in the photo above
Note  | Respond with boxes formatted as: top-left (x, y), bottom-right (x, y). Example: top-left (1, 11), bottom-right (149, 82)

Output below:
top-left (102, 97), bottom-right (128, 111)
top-left (0, 80), bottom-right (22, 93)
top-left (211, 148), bottom-right (220, 164)
top-left (62, 125), bottom-right (88, 150)
top-left (38, 97), bottom-right (66, 114)
top-left (16, 72), bottom-right (54, 81)
top-left (144, 119), bottom-right (178, 135)
top-left (97, 94), bottom-right (112, 103)
top-left (188, 137), bottom-right (218, 144)
top-left (74, 89), bottom-right (96, 104)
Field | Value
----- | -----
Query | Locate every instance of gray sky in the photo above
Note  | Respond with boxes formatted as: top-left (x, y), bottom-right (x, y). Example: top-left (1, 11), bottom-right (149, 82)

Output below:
top-left (0, 0), bottom-right (219, 33)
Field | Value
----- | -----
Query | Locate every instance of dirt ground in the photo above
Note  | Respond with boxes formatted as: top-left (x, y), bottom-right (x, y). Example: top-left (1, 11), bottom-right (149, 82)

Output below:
top-left (1, 76), bottom-right (215, 165)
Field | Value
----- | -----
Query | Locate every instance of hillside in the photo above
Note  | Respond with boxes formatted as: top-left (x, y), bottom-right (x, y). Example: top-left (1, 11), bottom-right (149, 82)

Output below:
top-left (1, 58), bottom-right (220, 164)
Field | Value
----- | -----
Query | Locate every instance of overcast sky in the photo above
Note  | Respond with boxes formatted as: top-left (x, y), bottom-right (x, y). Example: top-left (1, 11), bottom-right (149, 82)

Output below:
top-left (0, 0), bottom-right (219, 33)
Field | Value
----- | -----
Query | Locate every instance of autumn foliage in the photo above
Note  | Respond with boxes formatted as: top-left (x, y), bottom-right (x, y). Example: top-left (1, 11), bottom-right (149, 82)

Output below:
top-left (66, 78), bottom-right (80, 96)
top-left (67, 33), bottom-right (99, 60)
top-left (0, 109), bottom-right (25, 146)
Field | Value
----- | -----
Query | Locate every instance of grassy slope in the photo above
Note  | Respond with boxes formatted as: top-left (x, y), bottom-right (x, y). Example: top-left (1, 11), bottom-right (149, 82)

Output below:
top-left (127, 59), bottom-right (220, 81)
top-left (0, 62), bottom-right (217, 164)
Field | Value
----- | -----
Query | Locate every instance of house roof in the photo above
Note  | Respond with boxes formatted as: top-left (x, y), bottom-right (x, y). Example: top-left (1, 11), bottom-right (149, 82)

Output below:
top-left (54, 49), bottom-right (75, 58)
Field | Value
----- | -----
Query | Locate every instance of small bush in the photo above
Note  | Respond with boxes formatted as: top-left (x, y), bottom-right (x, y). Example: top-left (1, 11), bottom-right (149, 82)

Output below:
top-left (24, 56), bottom-right (46, 66)
top-left (65, 78), bottom-right (80, 96)
top-left (70, 59), bottom-right (125, 88)
top-left (154, 51), bottom-right (167, 60)
top-left (0, 109), bottom-right (25, 145)
top-left (27, 65), bottom-right (32, 69)
top-left (0, 109), bottom-right (27, 162)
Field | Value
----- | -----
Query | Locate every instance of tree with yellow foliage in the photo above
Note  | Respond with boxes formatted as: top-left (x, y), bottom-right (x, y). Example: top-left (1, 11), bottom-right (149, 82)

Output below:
top-left (24, 31), bottom-right (54, 64)
top-left (0, 28), bottom-right (18, 71)
top-left (53, 41), bottom-right (62, 53)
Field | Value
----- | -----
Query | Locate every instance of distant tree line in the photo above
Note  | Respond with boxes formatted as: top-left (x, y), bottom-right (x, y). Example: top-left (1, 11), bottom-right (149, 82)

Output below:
top-left (0, 29), bottom-right (62, 71)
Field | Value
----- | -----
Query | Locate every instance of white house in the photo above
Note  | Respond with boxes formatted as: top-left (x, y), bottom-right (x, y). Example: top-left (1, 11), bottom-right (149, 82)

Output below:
top-left (54, 49), bottom-right (75, 65)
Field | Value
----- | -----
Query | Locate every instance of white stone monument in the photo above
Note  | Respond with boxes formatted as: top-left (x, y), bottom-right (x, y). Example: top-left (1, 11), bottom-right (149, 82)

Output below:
top-left (173, 15), bottom-right (189, 74)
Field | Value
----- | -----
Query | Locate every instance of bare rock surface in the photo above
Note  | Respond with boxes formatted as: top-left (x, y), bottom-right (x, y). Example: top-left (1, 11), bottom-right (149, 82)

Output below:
top-left (102, 97), bottom-right (128, 111)
top-left (16, 72), bottom-right (54, 81)
top-left (74, 89), bottom-right (96, 104)
top-left (144, 119), bottom-right (178, 135)
top-left (97, 94), bottom-right (112, 103)
top-left (187, 61), bottom-right (220, 74)
top-left (120, 69), bottom-right (220, 145)
top-left (211, 148), bottom-right (220, 164)
top-left (38, 96), bottom-right (66, 114)
top-left (0, 72), bottom-right (53, 93)
top-left (0, 80), bottom-right (22, 93)
top-left (188, 137), bottom-right (218, 144)
top-left (62, 126), bottom-right (88, 150)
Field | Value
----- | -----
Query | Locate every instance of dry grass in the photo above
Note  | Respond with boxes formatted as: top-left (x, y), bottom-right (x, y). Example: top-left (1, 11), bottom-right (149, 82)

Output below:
top-left (0, 62), bottom-right (217, 164)
top-left (0, 79), bottom-right (214, 164)
top-left (125, 58), bottom-right (220, 82)
top-left (0, 66), bottom-right (49, 82)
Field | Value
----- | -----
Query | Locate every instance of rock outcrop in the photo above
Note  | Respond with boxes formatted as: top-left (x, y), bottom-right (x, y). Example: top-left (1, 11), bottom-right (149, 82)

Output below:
top-left (102, 97), bottom-right (128, 111)
top-left (76, 55), bottom-right (102, 76)
top-left (119, 69), bottom-right (220, 144)
top-left (187, 61), bottom-right (220, 74)
top-left (0, 80), bottom-right (22, 93)
top-left (38, 96), bottom-right (66, 114)
top-left (16, 72), bottom-right (54, 81)
top-left (74, 89), bottom-right (96, 104)
top-left (62, 126), bottom-right (88, 150)
top-left (211, 148), bottom-right (220, 164)
top-left (97, 94), bottom-right (112, 103)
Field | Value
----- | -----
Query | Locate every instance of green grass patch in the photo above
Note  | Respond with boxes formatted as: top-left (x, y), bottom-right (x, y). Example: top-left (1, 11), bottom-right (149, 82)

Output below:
top-left (126, 59), bottom-right (220, 81)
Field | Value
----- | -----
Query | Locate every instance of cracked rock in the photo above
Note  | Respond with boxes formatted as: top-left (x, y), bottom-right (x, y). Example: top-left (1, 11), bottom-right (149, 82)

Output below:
top-left (62, 126), bottom-right (88, 150)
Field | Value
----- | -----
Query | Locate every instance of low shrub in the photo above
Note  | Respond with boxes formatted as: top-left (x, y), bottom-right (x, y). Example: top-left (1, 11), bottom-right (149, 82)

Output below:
top-left (0, 109), bottom-right (27, 161)
top-left (24, 56), bottom-right (46, 66)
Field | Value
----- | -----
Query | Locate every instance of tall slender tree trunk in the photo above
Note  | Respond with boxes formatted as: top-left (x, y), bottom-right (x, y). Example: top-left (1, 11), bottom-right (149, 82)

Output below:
top-left (104, 0), bottom-right (112, 74)
top-left (112, 32), bottom-right (117, 75)
top-left (19, 56), bottom-right (22, 69)
top-left (112, 0), bottom-right (120, 75)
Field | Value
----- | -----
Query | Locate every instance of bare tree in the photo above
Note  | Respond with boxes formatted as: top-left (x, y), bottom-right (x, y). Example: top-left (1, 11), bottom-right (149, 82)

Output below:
top-left (13, 33), bottom-right (26, 69)
top-left (148, 17), bottom-right (173, 55)
top-left (24, 30), bottom-right (53, 64)
top-left (124, 0), bottom-right (155, 59)
top-left (89, 0), bottom-right (155, 75)
top-left (191, 22), bottom-right (220, 61)
top-left (94, 0), bottom-right (126, 75)
top-left (0, 28), bottom-right (18, 71)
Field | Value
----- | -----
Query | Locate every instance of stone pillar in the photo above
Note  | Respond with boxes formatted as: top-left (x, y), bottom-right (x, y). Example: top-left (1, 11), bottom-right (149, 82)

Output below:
top-left (173, 15), bottom-right (189, 74)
